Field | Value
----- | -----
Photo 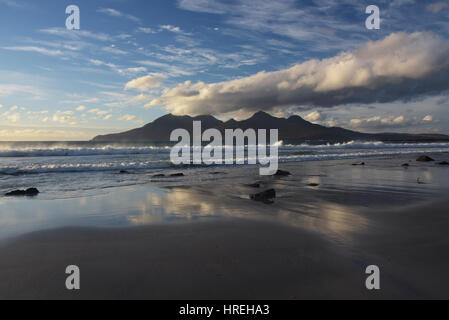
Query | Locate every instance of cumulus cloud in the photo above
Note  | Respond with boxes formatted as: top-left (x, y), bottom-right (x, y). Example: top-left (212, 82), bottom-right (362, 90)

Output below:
top-left (52, 111), bottom-right (77, 125)
top-left (303, 111), bottom-right (322, 123)
top-left (146, 32), bottom-right (449, 116)
top-left (76, 105), bottom-right (86, 111)
top-left (118, 114), bottom-right (136, 121)
top-left (88, 108), bottom-right (109, 116)
top-left (125, 74), bottom-right (165, 92)
top-left (348, 114), bottom-right (434, 130)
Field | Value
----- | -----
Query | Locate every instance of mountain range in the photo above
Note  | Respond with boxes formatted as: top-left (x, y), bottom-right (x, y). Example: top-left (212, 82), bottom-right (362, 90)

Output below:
top-left (92, 111), bottom-right (449, 143)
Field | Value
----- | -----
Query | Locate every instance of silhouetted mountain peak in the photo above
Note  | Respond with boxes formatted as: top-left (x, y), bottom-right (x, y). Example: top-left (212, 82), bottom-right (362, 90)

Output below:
top-left (92, 111), bottom-right (449, 143)
top-left (250, 111), bottom-right (276, 120)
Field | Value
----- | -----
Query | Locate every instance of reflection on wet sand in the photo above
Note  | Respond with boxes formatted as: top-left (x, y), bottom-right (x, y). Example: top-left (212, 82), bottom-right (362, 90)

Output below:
top-left (1, 155), bottom-right (449, 243)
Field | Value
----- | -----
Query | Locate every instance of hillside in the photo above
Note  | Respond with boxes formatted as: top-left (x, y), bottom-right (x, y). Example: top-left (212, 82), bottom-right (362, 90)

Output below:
top-left (92, 111), bottom-right (449, 143)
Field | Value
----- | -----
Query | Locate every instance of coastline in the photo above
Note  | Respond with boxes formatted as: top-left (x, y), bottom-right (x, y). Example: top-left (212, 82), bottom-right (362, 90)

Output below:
top-left (1, 155), bottom-right (449, 299)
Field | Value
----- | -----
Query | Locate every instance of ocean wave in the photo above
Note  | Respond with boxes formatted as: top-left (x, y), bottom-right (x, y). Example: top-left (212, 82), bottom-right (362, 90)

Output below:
top-left (0, 146), bottom-right (172, 158)
top-left (0, 162), bottom-right (171, 175)
top-left (1, 141), bottom-right (449, 158)
top-left (1, 147), bottom-right (448, 175)
top-left (279, 148), bottom-right (449, 163)
top-left (282, 141), bottom-right (449, 150)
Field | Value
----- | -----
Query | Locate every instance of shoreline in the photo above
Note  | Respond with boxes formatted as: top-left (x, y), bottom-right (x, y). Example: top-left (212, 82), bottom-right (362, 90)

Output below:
top-left (1, 155), bottom-right (449, 299)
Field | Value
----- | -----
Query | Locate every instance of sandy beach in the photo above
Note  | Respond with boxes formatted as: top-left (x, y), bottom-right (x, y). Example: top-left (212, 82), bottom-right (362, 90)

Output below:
top-left (1, 155), bottom-right (449, 299)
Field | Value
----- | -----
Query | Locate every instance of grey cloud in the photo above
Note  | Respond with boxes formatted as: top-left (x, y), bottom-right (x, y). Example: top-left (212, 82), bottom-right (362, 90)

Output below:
top-left (146, 32), bottom-right (449, 116)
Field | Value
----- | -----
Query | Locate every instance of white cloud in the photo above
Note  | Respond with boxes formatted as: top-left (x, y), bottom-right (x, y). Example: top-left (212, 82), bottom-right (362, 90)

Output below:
top-left (103, 114), bottom-right (113, 120)
top-left (123, 67), bottom-right (147, 75)
top-left (0, 128), bottom-right (98, 141)
top-left (5, 113), bottom-right (20, 122)
top-left (0, 84), bottom-right (43, 98)
top-left (348, 114), bottom-right (433, 130)
top-left (76, 105), bottom-right (86, 112)
top-left (98, 8), bottom-right (141, 24)
top-left (146, 32), bottom-right (449, 116)
top-left (88, 108), bottom-right (109, 116)
top-left (2, 46), bottom-right (63, 56)
top-left (138, 60), bottom-right (195, 77)
top-left (178, 0), bottom-right (228, 14)
top-left (303, 111), bottom-right (322, 123)
top-left (102, 46), bottom-right (128, 55)
top-left (178, 0), bottom-right (362, 44)
top-left (137, 27), bottom-right (157, 34)
top-left (125, 74), bottom-right (165, 92)
top-left (118, 114), bottom-right (136, 121)
top-left (52, 112), bottom-right (77, 125)
top-left (40, 28), bottom-right (112, 42)
top-left (159, 25), bottom-right (183, 33)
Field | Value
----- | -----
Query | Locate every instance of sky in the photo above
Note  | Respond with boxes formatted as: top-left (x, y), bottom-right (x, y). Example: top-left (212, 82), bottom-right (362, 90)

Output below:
top-left (1, 0), bottom-right (449, 141)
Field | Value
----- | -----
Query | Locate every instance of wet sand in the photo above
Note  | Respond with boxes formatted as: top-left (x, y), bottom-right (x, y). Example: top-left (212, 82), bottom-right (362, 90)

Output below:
top-left (1, 156), bottom-right (449, 299)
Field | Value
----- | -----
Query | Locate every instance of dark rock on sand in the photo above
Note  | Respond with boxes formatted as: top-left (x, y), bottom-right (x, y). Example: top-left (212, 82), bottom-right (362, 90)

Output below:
top-left (247, 183), bottom-right (261, 188)
top-left (5, 188), bottom-right (40, 197)
top-left (274, 170), bottom-right (291, 176)
top-left (437, 161), bottom-right (449, 165)
top-left (416, 155), bottom-right (435, 162)
top-left (402, 163), bottom-right (410, 167)
top-left (152, 174), bottom-right (165, 178)
top-left (352, 162), bottom-right (365, 166)
top-left (210, 172), bottom-right (225, 175)
top-left (307, 183), bottom-right (320, 187)
top-left (250, 189), bottom-right (276, 204)
top-left (417, 178), bottom-right (426, 184)
top-left (170, 173), bottom-right (184, 177)
top-left (119, 170), bottom-right (130, 174)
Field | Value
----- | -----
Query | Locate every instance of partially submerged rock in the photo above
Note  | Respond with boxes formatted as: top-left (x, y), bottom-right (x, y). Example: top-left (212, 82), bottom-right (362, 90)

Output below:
top-left (247, 183), bottom-right (261, 188)
top-left (437, 161), bottom-right (449, 165)
top-left (152, 174), bottom-right (165, 178)
top-left (417, 178), bottom-right (426, 185)
top-left (352, 162), bottom-right (365, 166)
top-left (5, 188), bottom-right (40, 197)
top-left (307, 183), bottom-right (320, 187)
top-left (170, 173), bottom-right (184, 177)
top-left (119, 170), bottom-right (130, 174)
top-left (402, 163), bottom-right (410, 167)
top-left (416, 155), bottom-right (434, 162)
top-left (250, 189), bottom-right (276, 204)
top-left (273, 170), bottom-right (291, 177)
